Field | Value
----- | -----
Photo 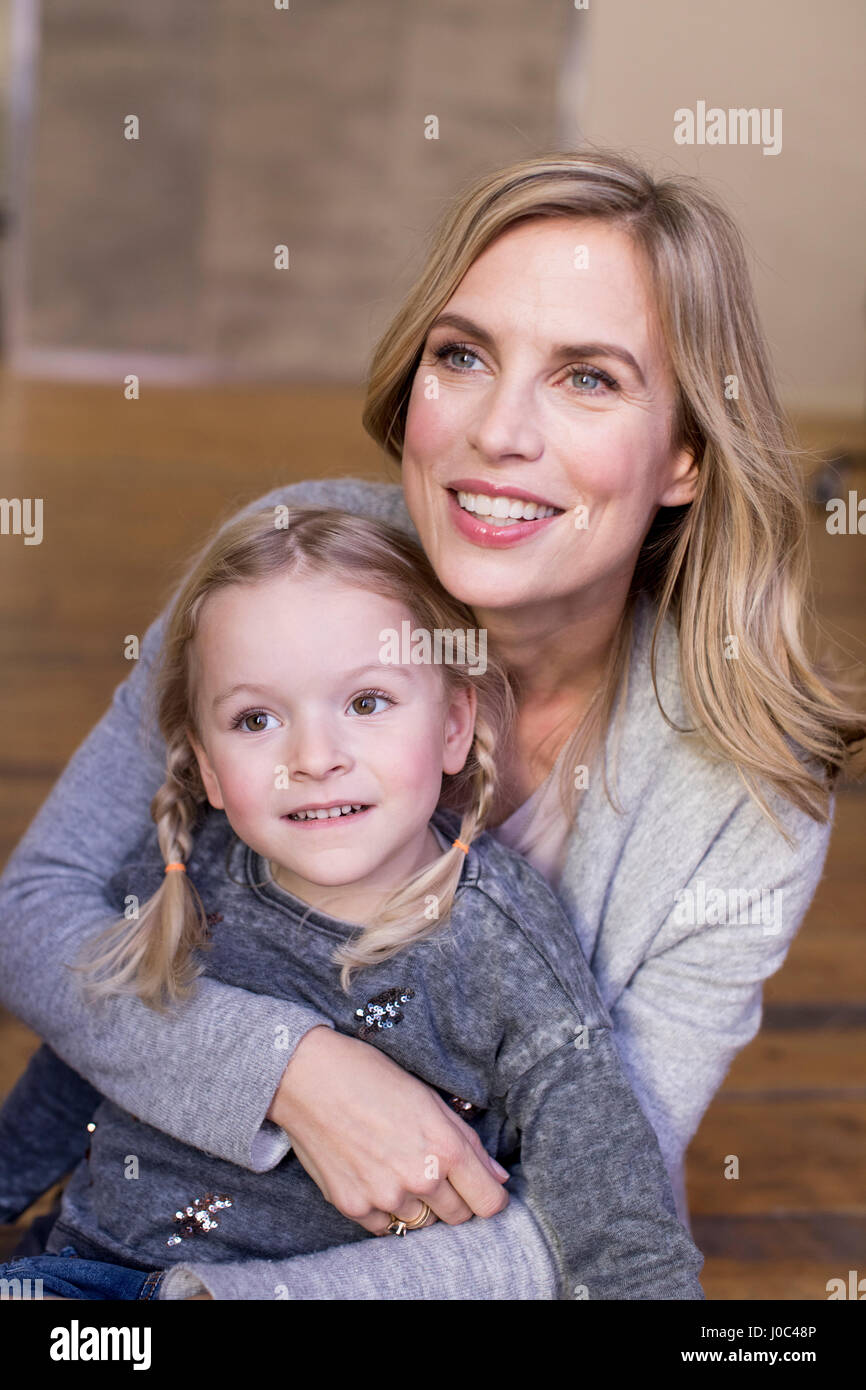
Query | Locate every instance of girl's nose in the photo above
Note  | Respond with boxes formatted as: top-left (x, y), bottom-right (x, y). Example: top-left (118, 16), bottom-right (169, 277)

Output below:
top-left (284, 720), bottom-right (350, 780)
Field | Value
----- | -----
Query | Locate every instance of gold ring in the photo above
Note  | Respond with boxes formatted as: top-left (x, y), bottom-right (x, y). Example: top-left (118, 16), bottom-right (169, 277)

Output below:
top-left (385, 1201), bottom-right (432, 1236)
top-left (403, 1201), bottom-right (433, 1230)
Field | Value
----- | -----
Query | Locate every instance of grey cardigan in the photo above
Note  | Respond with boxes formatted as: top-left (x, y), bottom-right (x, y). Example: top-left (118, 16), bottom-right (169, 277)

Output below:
top-left (0, 477), bottom-right (832, 1299)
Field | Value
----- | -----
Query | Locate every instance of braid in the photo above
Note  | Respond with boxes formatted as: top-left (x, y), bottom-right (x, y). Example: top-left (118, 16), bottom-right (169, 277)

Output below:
top-left (73, 733), bottom-right (210, 1011)
top-left (152, 735), bottom-right (204, 866)
top-left (455, 703), bottom-right (499, 846)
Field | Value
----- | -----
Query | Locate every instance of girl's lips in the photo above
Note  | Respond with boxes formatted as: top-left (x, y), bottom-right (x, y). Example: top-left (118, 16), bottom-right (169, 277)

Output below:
top-left (445, 487), bottom-right (562, 548)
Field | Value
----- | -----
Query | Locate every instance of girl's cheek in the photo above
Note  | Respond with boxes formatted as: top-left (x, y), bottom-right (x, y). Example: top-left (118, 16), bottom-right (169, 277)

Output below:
top-left (219, 760), bottom-right (272, 816)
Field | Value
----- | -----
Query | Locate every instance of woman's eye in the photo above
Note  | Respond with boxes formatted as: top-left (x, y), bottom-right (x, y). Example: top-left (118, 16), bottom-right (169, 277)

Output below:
top-left (349, 691), bottom-right (393, 717)
top-left (236, 710), bottom-right (278, 733)
top-left (568, 365), bottom-right (618, 395)
top-left (432, 341), bottom-right (482, 371)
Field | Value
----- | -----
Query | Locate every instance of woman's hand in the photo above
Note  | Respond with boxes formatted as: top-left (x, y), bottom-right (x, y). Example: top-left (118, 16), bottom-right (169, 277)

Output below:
top-left (267, 1026), bottom-right (510, 1235)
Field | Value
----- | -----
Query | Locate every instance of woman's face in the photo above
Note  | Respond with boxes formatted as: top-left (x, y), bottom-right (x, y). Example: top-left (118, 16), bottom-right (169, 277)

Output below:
top-left (401, 216), bottom-right (698, 619)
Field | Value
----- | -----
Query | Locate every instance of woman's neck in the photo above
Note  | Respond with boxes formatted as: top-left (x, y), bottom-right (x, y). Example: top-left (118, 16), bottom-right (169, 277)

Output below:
top-left (476, 590), bottom-right (625, 823)
top-left (474, 582), bottom-right (624, 704)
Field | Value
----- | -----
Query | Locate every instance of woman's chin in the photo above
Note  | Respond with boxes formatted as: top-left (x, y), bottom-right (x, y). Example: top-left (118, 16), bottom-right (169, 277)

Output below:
top-left (427, 552), bottom-right (544, 612)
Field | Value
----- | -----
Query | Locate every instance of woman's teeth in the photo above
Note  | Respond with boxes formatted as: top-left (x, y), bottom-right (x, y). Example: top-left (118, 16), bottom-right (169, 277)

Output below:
top-left (455, 490), bottom-right (560, 526)
top-left (288, 804), bottom-right (366, 821)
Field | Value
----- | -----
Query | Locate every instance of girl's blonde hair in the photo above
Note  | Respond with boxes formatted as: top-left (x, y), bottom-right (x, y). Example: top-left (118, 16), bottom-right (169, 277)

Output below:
top-left (363, 147), bottom-right (864, 829)
top-left (74, 507), bottom-right (516, 1009)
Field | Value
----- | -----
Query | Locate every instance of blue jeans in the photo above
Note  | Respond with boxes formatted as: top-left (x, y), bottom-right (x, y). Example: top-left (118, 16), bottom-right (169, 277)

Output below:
top-left (0, 1245), bottom-right (165, 1300)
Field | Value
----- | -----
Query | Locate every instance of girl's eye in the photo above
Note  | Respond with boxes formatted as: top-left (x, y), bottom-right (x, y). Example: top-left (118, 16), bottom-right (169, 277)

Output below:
top-left (567, 364), bottom-right (618, 395)
top-left (232, 710), bottom-right (278, 733)
top-left (349, 690), bottom-right (394, 717)
top-left (432, 340), bottom-right (483, 371)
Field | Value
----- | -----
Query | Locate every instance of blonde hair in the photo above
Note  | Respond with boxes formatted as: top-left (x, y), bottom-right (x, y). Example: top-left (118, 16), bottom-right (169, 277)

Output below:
top-left (363, 147), bottom-right (864, 830)
top-left (74, 507), bottom-right (515, 1009)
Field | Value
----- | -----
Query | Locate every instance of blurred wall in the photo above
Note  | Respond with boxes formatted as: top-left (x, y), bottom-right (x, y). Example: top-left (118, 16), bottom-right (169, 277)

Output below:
top-left (570, 0), bottom-right (865, 417)
top-left (5, 0), bottom-right (570, 380)
top-left (3, 0), bottom-right (864, 419)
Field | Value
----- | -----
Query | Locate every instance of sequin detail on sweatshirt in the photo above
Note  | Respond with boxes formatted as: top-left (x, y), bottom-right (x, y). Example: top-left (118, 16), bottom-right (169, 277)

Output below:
top-left (166, 1193), bottom-right (233, 1246)
top-left (354, 987), bottom-right (416, 1039)
top-left (448, 1095), bottom-right (482, 1119)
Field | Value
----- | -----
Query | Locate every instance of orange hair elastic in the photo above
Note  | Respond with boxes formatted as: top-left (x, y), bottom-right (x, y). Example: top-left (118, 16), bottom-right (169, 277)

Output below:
top-left (452, 839), bottom-right (470, 854)
top-left (164, 862), bottom-right (186, 874)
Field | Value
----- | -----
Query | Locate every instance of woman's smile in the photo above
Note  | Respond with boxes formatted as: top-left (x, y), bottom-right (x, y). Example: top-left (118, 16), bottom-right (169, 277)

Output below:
top-left (445, 484), bottom-right (565, 547)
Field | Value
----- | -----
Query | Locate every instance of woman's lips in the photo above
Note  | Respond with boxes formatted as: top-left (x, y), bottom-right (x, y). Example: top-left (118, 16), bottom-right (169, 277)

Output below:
top-left (445, 488), bottom-right (562, 548)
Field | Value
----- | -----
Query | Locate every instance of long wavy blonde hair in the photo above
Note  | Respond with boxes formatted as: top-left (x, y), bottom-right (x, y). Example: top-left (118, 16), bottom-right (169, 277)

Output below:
top-left (74, 507), bottom-right (515, 1009)
top-left (362, 147), bottom-right (864, 829)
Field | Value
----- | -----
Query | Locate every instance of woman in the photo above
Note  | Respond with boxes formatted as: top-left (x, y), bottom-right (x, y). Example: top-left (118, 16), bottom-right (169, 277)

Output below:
top-left (0, 149), bottom-right (860, 1300)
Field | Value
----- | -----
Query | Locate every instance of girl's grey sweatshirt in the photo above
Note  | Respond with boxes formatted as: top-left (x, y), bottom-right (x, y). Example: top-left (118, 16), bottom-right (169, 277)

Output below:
top-left (0, 477), bottom-right (832, 1300)
top-left (29, 806), bottom-right (705, 1299)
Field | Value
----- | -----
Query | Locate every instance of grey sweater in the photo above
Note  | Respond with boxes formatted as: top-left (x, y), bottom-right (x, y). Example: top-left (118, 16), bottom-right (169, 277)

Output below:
top-left (28, 806), bottom-right (704, 1299)
top-left (0, 477), bottom-right (832, 1300)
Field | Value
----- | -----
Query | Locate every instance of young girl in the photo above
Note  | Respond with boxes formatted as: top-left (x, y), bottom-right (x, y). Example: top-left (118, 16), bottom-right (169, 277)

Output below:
top-left (0, 505), bottom-right (704, 1300)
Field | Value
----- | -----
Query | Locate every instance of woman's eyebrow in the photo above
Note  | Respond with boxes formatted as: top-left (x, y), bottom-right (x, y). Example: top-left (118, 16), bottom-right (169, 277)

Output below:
top-left (429, 311), bottom-right (647, 388)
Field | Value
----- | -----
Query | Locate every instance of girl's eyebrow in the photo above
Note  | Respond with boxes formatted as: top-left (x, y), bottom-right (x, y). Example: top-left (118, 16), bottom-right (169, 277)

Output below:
top-left (428, 311), bottom-right (647, 389)
top-left (342, 664), bottom-right (414, 683)
top-left (212, 667), bottom-right (415, 709)
top-left (212, 682), bottom-right (276, 709)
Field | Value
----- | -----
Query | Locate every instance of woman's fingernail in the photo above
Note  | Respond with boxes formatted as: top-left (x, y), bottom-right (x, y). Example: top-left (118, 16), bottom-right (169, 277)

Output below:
top-left (490, 1159), bottom-right (510, 1179)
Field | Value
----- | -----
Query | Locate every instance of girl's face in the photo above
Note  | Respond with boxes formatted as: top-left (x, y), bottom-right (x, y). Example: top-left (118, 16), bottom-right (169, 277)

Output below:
top-left (188, 572), bottom-right (475, 914)
top-left (401, 216), bottom-right (698, 618)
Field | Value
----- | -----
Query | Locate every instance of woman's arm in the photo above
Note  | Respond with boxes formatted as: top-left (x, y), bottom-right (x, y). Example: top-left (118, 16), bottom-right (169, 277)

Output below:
top-left (159, 1169), bottom-right (558, 1300)
top-left (182, 1031), bottom-right (701, 1303)
top-left (607, 791), bottom-right (833, 1223)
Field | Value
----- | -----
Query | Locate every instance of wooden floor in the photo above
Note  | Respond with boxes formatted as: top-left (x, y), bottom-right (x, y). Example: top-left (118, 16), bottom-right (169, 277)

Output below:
top-left (0, 372), bottom-right (863, 1298)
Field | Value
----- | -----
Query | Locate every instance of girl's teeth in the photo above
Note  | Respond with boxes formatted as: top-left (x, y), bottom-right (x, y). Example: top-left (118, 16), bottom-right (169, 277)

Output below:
top-left (290, 804), bottom-right (364, 821)
top-left (456, 491), bottom-right (558, 524)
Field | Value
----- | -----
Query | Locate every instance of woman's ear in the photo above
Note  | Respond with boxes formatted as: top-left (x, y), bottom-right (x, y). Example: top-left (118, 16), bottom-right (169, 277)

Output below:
top-left (187, 729), bottom-right (225, 810)
top-left (659, 443), bottom-right (699, 508)
top-left (442, 684), bottom-right (478, 776)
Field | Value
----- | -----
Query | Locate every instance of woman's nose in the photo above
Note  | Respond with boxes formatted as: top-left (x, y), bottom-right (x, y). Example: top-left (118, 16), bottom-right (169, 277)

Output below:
top-left (466, 377), bottom-right (544, 462)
